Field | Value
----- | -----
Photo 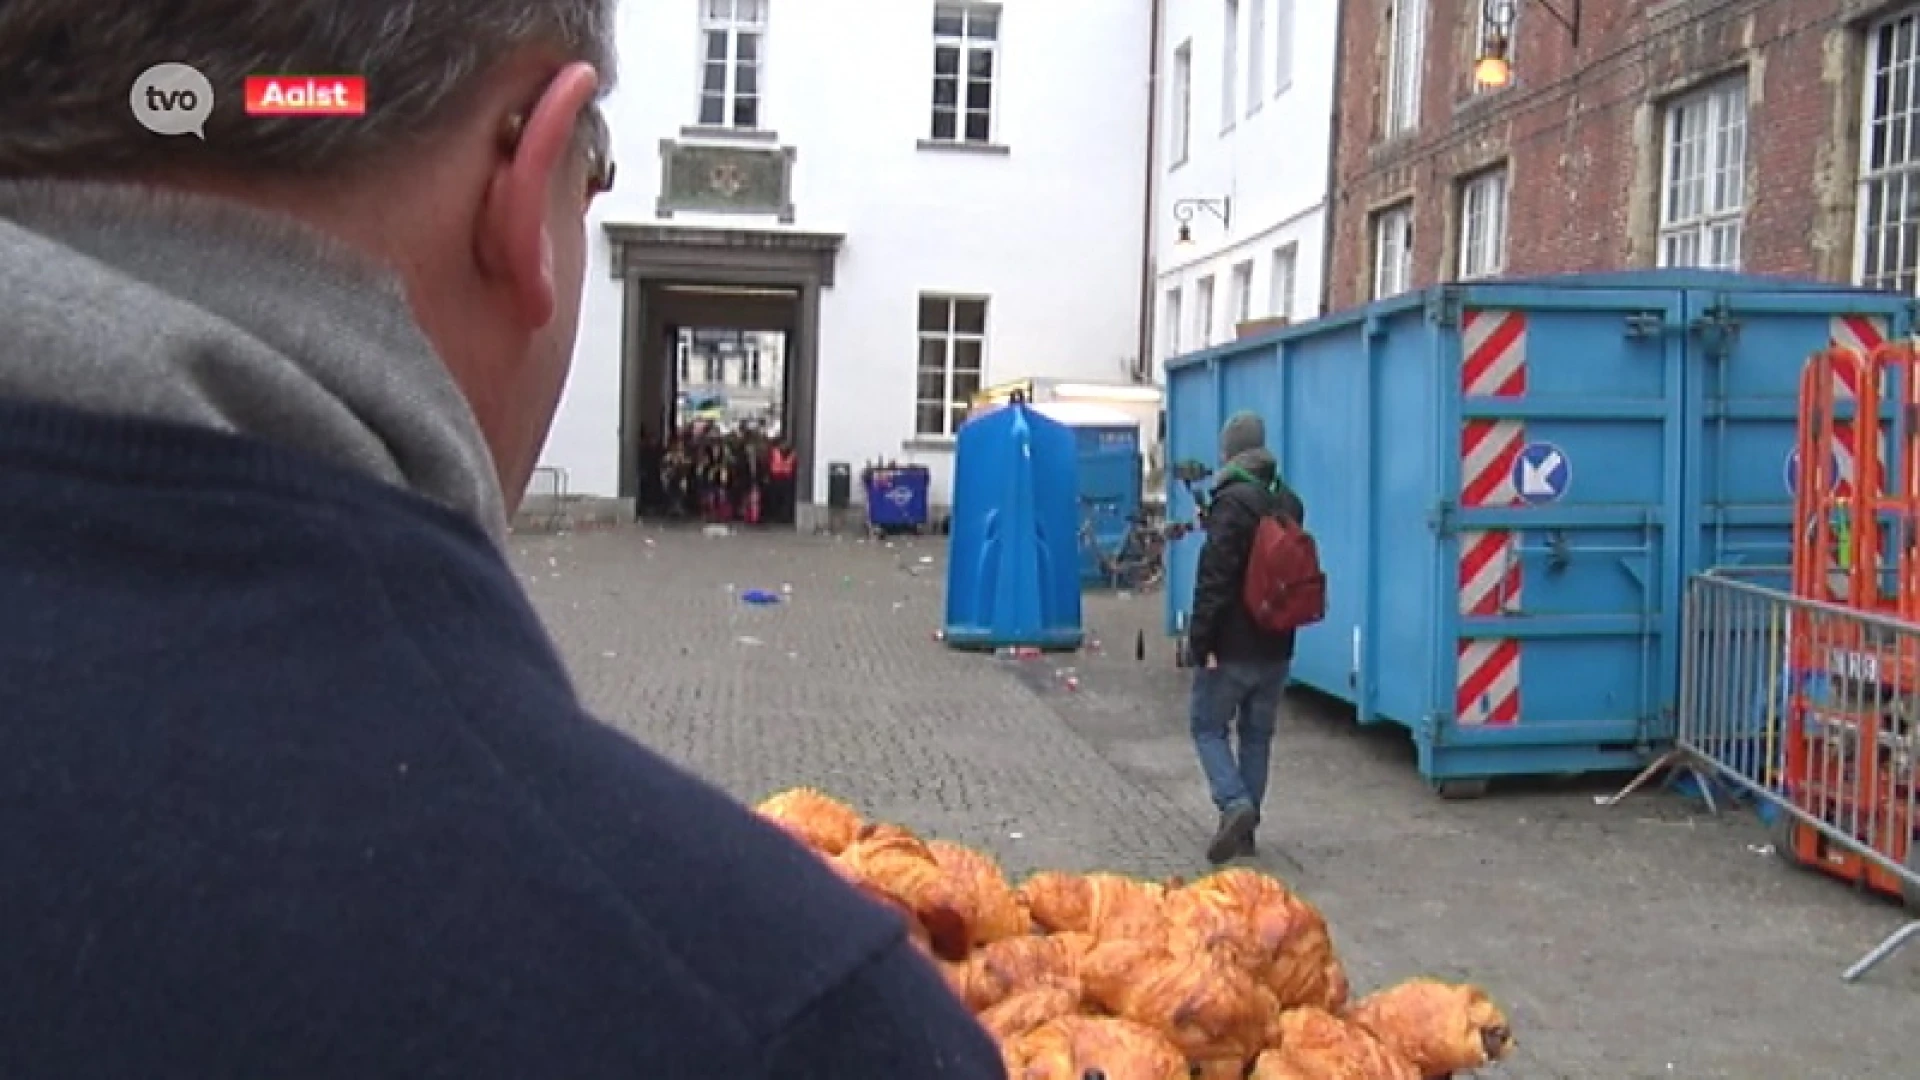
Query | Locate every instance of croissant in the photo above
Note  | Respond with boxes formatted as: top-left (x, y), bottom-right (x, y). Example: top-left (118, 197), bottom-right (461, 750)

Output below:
top-left (1345, 978), bottom-right (1514, 1076)
top-left (1163, 876), bottom-right (1253, 962)
top-left (1020, 871), bottom-right (1172, 945)
top-left (1081, 941), bottom-right (1277, 1071)
top-left (1018, 871), bottom-right (1093, 932)
top-left (1249, 1008), bottom-right (1419, 1080)
top-left (927, 839), bottom-right (1033, 944)
top-left (840, 873), bottom-right (934, 957)
top-left (1004, 1015), bottom-right (1190, 1080)
top-left (976, 985), bottom-right (1083, 1043)
top-left (942, 932), bottom-right (1092, 1012)
top-left (755, 787), bottom-right (863, 856)
top-left (834, 823), bottom-right (971, 960)
top-left (1191, 1059), bottom-right (1257, 1080)
top-left (1168, 869), bottom-right (1347, 1011)
top-left (1075, 937), bottom-right (1165, 1006)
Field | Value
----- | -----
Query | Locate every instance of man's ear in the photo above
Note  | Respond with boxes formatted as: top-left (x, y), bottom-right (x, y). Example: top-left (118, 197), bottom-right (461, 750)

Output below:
top-left (476, 62), bottom-right (601, 327)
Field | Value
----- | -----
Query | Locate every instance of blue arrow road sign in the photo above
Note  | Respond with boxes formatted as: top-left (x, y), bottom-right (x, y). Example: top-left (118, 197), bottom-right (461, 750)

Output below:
top-left (1512, 441), bottom-right (1570, 505)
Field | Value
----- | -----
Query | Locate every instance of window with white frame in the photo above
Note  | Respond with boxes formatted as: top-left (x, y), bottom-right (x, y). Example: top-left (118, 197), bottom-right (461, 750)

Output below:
top-left (742, 345), bottom-right (763, 387)
top-left (1247, 0), bottom-right (1266, 110)
top-left (1165, 288), bottom-right (1184, 356)
top-left (1222, 0), bottom-right (1240, 130)
top-left (915, 295), bottom-right (987, 437)
top-left (1270, 244), bottom-right (1297, 317)
top-left (1383, 0), bottom-right (1425, 137)
top-left (698, 0), bottom-right (766, 129)
top-left (1274, 0), bottom-right (1295, 94)
top-left (1859, 9), bottom-right (1920, 294)
top-left (1458, 167), bottom-right (1508, 279)
top-left (1658, 76), bottom-right (1747, 270)
top-left (676, 336), bottom-right (692, 383)
top-left (931, 3), bottom-right (999, 144)
top-left (1230, 261), bottom-right (1255, 326)
top-left (1373, 204), bottom-right (1413, 299)
top-left (1194, 275), bottom-right (1216, 346)
top-left (1171, 42), bottom-right (1193, 166)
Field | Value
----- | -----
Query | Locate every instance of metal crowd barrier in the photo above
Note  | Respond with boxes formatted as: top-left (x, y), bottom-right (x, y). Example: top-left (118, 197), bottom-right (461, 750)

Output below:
top-left (1606, 570), bottom-right (1919, 982)
top-left (522, 465), bottom-right (570, 532)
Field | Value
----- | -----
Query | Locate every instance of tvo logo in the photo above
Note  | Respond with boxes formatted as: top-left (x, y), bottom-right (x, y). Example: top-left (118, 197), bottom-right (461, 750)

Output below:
top-left (131, 63), bottom-right (214, 138)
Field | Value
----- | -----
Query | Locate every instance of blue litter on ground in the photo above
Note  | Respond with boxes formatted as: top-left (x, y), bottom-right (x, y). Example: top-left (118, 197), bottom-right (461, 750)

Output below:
top-left (1671, 771), bottom-right (1727, 804)
top-left (1667, 766), bottom-right (1787, 828)
top-left (740, 589), bottom-right (781, 605)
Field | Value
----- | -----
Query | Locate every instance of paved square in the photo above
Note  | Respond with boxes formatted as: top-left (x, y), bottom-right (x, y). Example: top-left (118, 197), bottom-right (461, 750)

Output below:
top-left (512, 525), bottom-right (1915, 1078)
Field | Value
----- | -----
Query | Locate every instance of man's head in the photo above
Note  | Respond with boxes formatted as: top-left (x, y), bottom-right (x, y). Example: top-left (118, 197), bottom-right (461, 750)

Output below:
top-left (0, 2), bottom-right (618, 509)
top-left (1220, 411), bottom-right (1265, 463)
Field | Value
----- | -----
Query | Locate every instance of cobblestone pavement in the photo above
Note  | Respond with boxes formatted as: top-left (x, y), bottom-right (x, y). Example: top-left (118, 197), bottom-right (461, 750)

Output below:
top-left (510, 525), bottom-right (1915, 1080)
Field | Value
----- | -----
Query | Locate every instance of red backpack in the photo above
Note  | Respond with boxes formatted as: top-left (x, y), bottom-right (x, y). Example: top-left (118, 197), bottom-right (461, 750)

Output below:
top-left (1242, 506), bottom-right (1326, 633)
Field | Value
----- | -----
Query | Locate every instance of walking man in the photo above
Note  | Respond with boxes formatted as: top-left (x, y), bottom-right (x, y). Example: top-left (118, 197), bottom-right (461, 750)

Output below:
top-left (1187, 412), bottom-right (1307, 863)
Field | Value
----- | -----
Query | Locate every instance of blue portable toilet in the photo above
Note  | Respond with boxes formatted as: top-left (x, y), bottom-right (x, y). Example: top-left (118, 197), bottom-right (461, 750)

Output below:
top-left (1027, 402), bottom-right (1144, 584)
top-left (943, 401), bottom-right (1084, 650)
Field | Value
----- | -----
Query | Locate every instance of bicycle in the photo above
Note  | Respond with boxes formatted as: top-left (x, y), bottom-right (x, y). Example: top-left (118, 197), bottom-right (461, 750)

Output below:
top-left (1071, 462), bottom-right (1215, 592)
top-left (1078, 500), bottom-right (1170, 592)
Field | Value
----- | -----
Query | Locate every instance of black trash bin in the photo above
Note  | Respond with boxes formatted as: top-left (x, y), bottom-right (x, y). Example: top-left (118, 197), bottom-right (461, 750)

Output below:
top-left (826, 462), bottom-right (852, 511)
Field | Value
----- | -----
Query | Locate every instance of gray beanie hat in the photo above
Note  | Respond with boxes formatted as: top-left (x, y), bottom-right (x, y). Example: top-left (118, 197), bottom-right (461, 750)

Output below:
top-left (1220, 411), bottom-right (1265, 460)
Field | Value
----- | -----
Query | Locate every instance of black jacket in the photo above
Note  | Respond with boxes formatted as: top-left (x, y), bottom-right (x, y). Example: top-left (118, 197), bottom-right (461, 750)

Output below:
top-left (1188, 450), bottom-right (1306, 665)
top-left (0, 398), bottom-right (1004, 1079)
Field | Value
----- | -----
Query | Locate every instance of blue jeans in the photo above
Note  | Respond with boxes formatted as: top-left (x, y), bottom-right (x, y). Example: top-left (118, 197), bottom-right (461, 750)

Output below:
top-left (1189, 660), bottom-right (1290, 815)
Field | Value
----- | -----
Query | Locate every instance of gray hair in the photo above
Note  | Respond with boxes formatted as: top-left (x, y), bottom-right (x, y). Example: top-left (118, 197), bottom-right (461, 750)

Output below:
top-left (0, 1), bottom-right (617, 178)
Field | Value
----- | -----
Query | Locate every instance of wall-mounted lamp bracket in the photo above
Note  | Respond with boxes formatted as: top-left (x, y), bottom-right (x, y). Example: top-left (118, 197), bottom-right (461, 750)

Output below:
top-left (1488, 0), bottom-right (1580, 47)
top-left (1172, 197), bottom-right (1231, 231)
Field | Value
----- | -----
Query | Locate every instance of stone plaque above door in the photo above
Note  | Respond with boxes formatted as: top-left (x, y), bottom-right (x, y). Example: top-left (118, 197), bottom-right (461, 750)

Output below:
top-left (656, 141), bottom-right (796, 222)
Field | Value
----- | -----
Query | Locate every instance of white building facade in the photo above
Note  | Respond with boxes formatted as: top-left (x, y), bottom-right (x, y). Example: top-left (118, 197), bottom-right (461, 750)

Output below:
top-left (543, 0), bottom-right (1155, 513)
top-left (1152, 0), bottom-right (1337, 371)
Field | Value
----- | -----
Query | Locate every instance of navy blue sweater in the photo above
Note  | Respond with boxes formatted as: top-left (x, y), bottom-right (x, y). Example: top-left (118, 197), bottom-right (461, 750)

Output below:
top-left (0, 398), bottom-right (1002, 1079)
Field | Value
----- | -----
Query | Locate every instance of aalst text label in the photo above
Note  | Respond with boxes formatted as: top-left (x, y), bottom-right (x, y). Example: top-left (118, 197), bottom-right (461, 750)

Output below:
top-left (243, 76), bottom-right (367, 116)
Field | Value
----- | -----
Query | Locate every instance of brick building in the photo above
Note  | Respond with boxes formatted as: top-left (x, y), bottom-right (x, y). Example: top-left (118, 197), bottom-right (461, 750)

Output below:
top-left (1324, 0), bottom-right (1920, 311)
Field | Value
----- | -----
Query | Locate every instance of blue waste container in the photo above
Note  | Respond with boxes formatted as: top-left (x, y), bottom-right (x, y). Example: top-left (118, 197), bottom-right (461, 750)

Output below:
top-left (1162, 269), bottom-right (1915, 791)
top-left (864, 466), bottom-right (930, 532)
top-left (943, 403), bottom-right (1083, 651)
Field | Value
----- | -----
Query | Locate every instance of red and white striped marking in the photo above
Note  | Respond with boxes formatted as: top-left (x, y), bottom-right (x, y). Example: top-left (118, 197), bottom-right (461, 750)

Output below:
top-left (1828, 315), bottom-right (1885, 497)
top-left (1456, 310), bottom-right (1527, 728)
top-left (1455, 639), bottom-right (1521, 727)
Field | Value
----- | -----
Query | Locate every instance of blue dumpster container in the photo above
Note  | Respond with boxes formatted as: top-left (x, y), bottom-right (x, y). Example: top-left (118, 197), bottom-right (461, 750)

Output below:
top-left (1162, 270), bottom-right (1913, 791)
top-left (943, 403), bottom-right (1083, 650)
top-left (864, 466), bottom-right (930, 532)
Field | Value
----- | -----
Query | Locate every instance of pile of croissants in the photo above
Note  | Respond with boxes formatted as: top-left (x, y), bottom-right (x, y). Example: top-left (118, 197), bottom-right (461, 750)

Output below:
top-left (757, 787), bottom-right (1516, 1080)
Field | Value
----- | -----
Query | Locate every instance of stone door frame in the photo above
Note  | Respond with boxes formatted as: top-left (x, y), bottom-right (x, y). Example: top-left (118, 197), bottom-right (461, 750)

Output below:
top-left (606, 223), bottom-right (842, 509)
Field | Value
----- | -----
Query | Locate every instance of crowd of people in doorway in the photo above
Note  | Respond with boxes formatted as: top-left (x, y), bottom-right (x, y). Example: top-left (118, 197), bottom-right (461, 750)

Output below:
top-left (638, 423), bottom-right (798, 525)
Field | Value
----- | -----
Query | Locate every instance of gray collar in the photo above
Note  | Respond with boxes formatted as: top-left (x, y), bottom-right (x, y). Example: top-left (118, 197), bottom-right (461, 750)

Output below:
top-left (0, 181), bottom-right (507, 541)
